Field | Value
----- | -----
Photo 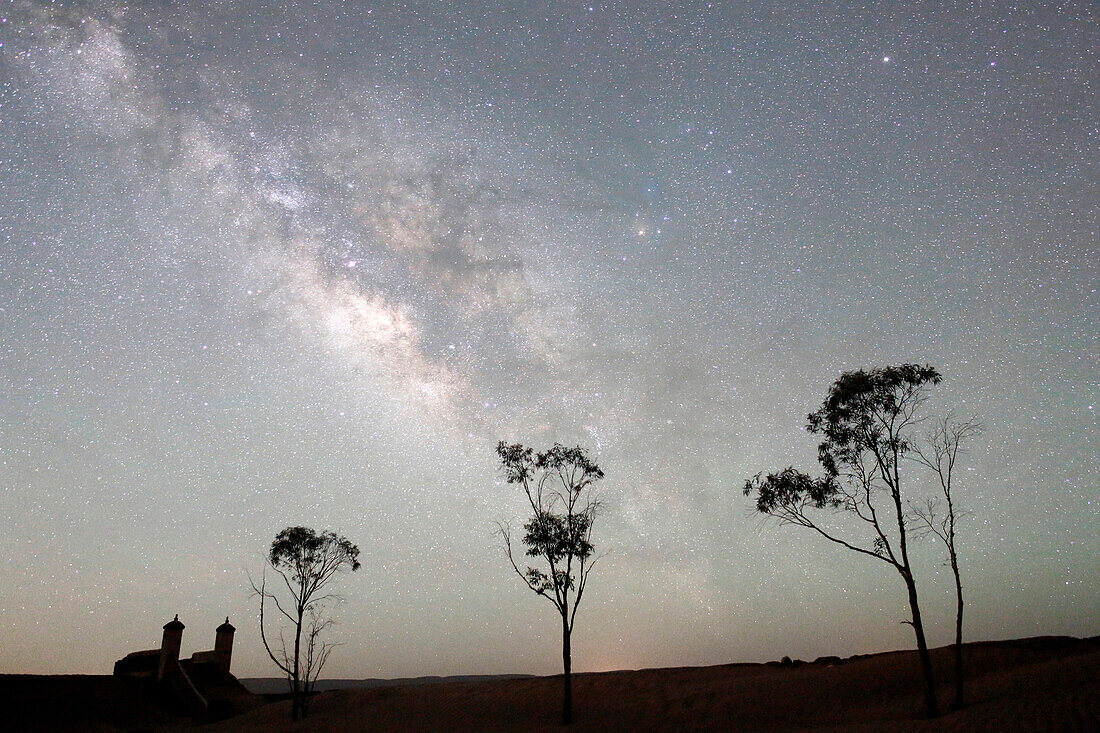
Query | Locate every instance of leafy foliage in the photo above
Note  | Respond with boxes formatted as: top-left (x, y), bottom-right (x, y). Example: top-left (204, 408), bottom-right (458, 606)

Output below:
top-left (523, 510), bottom-right (594, 568)
top-left (743, 467), bottom-right (841, 514)
top-left (269, 526), bottom-right (362, 601)
top-left (496, 441), bottom-right (603, 616)
top-left (808, 364), bottom-right (941, 477)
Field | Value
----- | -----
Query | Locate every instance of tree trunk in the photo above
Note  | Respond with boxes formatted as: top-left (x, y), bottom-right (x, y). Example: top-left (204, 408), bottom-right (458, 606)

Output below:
top-left (562, 618), bottom-right (573, 726)
top-left (889, 458), bottom-right (937, 719)
top-left (951, 555), bottom-right (965, 710)
top-left (292, 609), bottom-right (304, 721)
top-left (904, 574), bottom-right (939, 718)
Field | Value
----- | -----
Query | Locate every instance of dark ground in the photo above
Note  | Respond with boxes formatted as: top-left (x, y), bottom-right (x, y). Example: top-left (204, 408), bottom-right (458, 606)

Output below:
top-left (4, 635), bottom-right (1098, 732)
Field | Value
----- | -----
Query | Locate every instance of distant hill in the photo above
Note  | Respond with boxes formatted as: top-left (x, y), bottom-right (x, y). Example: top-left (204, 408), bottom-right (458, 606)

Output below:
top-left (240, 673), bottom-right (536, 695)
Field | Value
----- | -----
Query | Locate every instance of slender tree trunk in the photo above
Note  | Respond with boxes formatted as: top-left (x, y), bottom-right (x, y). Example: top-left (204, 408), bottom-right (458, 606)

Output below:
top-left (292, 608), bottom-right (304, 721)
top-left (950, 554), bottom-right (965, 710)
top-left (562, 617), bottom-right (573, 726)
top-left (904, 573), bottom-right (939, 718)
top-left (889, 458), bottom-right (938, 719)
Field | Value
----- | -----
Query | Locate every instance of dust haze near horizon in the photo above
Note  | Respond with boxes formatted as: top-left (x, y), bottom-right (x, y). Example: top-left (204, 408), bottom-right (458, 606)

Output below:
top-left (0, 1), bottom-right (1095, 679)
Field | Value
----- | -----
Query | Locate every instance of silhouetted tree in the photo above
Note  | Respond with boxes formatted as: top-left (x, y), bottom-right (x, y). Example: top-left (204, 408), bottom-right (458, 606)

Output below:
top-left (744, 364), bottom-right (943, 718)
top-left (496, 441), bottom-right (604, 726)
top-left (249, 526), bottom-right (360, 720)
top-left (910, 416), bottom-right (981, 710)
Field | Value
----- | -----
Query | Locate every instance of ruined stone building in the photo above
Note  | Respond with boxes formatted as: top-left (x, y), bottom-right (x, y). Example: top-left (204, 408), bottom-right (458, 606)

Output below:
top-left (114, 615), bottom-right (257, 720)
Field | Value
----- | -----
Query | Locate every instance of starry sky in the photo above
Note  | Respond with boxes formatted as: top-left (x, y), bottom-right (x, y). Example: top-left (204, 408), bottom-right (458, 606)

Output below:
top-left (0, 1), bottom-right (1096, 679)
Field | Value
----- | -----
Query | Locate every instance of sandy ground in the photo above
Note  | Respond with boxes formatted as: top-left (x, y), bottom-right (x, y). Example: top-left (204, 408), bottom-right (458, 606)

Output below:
top-left (205, 635), bottom-right (1099, 732)
top-left (5, 636), bottom-right (1096, 731)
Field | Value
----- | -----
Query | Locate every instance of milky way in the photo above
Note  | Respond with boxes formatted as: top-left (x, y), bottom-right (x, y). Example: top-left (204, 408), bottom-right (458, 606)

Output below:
top-left (0, 1), bottom-right (1095, 678)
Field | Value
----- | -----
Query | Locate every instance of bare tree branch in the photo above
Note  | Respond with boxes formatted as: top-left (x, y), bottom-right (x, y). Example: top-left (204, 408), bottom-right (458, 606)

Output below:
top-left (906, 416), bottom-right (980, 709)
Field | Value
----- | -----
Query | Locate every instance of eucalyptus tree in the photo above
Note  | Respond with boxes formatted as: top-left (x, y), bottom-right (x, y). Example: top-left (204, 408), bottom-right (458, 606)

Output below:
top-left (744, 364), bottom-right (943, 718)
top-left (250, 526), bottom-right (361, 720)
top-left (496, 441), bottom-right (604, 726)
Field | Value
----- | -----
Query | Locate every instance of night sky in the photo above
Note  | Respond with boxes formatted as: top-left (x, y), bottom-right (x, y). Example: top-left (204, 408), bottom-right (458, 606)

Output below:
top-left (1, 1), bottom-right (1095, 680)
